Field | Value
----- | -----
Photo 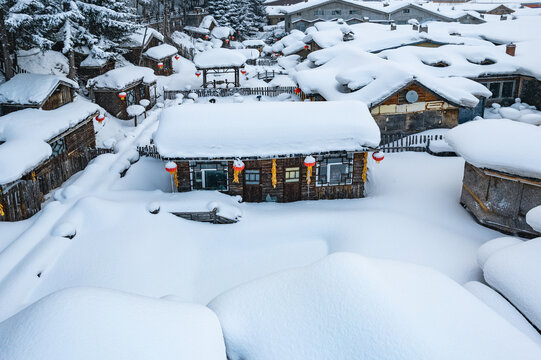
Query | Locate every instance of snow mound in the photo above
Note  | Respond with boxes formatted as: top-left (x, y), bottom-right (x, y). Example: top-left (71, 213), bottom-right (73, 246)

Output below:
top-left (17, 49), bottom-right (69, 76)
top-left (526, 206), bottom-right (541, 232)
top-left (209, 253), bottom-right (541, 360)
top-left (0, 287), bottom-right (226, 360)
top-left (446, 119), bottom-right (541, 179)
top-left (194, 49), bottom-right (246, 69)
top-left (477, 237), bottom-right (523, 268)
top-left (482, 237), bottom-right (541, 330)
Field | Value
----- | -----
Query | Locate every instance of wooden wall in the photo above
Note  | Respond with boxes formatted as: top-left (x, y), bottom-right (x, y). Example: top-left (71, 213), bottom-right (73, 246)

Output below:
top-left (78, 61), bottom-right (115, 82)
top-left (460, 162), bottom-right (541, 238)
top-left (94, 82), bottom-right (155, 120)
top-left (42, 84), bottom-right (74, 110)
top-left (142, 57), bottom-right (174, 76)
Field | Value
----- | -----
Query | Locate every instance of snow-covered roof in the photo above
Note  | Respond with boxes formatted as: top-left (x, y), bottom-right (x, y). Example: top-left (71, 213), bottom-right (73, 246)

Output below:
top-left (0, 74), bottom-right (78, 106)
top-left (143, 44), bottom-right (178, 61)
top-left (242, 39), bottom-right (266, 47)
top-left (445, 119), bottom-right (541, 179)
top-left (154, 101), bottom-right (380, 159)
top-left (211, 26), bottom-right (234, 40)
top-left (87, 66), bottom-right (157, 90)
top-left (80, 54), bottom-right (109, 68)
top-left (0, 287), bottom-right (227, 360)
top-left (123, 28), bottom-right (164, 48)
top-left (0, 99), bottom-right (99, 185)
top-left (184, 26), bottom-right (210, 35)
top-left (208, 252), bottom-right (541, 360)
top-left (200, 15), bottom-right (218, 29)
top-left (294, 45), bottom-right (490, 108)
top-left (194, 49), bottom-right (246, 69)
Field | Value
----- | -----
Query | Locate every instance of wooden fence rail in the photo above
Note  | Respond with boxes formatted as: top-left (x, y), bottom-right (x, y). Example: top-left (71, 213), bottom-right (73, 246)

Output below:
top-left (164, 86), bottom-right (297, 100)
top-left (379, 132), bottom-right (451, 154)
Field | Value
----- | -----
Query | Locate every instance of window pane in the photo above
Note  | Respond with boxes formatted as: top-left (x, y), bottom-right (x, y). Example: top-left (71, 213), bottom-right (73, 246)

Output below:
top-left (245, 170), bottom-right (260, 185)
top-left (329, 163), bottom-right (347, 184)
top-left (285, 167), bottom-right (299, 182)
top-left (501, 82), bottom-right (514, 98)
top-left (489, 82), bottom-right (501, 98)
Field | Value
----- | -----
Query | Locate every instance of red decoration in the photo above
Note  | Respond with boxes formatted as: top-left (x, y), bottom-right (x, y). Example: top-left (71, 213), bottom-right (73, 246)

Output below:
top-left (195, 71), bottom-right (202, 77)
top-left (274, 53), bottom-right (280, 57)
top-left (233, 163), bottom-right (245, 172)
top-left (174, 55), bottom-right (180, 60)
top-left (118, 92), bottom-right (127, 100)
top-left (304, 159), bottom-right (316, 168)
top-left (157, 62), bottom-right (164, 69)
top-left (231, 36), bottom-right (235, 40)
top-left (165, 162), bottom-right (178, 174)
top-left (304, 45), bottom-right (309, 50)
top-left (205, 35), bottom-right (209, 40)
top-left (294, 87), bottom-right (301, 95)
top-left (241, 69), bottom-right (247, 75)
top-left (372, 151), bottom-right (384, 163)
top-left (95, 114), bottom-right (105, 123)
top-left (225, 39), bottom-right (230, 43)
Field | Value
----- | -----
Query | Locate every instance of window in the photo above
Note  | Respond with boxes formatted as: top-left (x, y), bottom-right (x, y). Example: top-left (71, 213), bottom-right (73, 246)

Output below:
top-left (285, 167), bottom-right (300, 183)
top-left (483, 80), bottom-right (515, 99)
top-left (489, 82), bottom-right (501, 98)
top-left (126, 88), bottom-right (136, 106)
top-left (403, 8), bottom-right (410, 13)
top-left (349, 10), bottom-right (358, 14)
top-left (331, 10), bottom-right (342, 15)
top-left (192, 162), bottom-right (228, 190)
top-left (139, 85), bottom-right (146, 101)
top-left (314, 9), bottom-right (324, 15)
top-left (317, 155), bottom-right (353, 186)
top-left (245, 170), bottom-right (260, 185)
top-left (50, 137), bottom-right (66, 157)
top-left (501, 81), bottom-right (514, 98)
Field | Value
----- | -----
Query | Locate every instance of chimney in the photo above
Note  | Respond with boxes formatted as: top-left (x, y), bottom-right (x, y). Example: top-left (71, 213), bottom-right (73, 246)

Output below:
top-left (506, 43), bottom-right (516, 56)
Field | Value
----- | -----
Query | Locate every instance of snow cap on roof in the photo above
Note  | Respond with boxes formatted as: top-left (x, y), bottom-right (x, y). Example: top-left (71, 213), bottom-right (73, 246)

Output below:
top-left (143, 44), bottom-right (178, 61)
top-left (87, 66), bottom-right (157, 90)
top-left (124, 28), bottom-right (164, 48)
top-left (211, 26), bottom-right (234, 40)
top-left (194, 49), bottom-right (246, 69)
top-left (0, 74), bottom-right (78, 106)
top-left (154, 101), bottom-right (380, 159)
top-left (446, 119), bottom-right (541, 179)
top-left (80, 54), bottom-right (109, 68)
top-left (200, 15), bottom-right (218, 29)
top-left (0, 98), bottom-right (99, 185)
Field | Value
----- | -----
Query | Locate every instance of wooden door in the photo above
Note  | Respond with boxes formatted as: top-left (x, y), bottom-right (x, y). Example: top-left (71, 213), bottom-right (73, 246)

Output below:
top-left (283, 166), bottom-right (301, 202)
top-left (243, 169), bottom-right (262, 202)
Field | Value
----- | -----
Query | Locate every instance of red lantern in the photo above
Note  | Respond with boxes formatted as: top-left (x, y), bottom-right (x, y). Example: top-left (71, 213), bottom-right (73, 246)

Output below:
top-left (294, 87), bottom-right (301, 95)
top-left (231, 36), bottom-right (235, 40)
top-left (372, 151), bottom-right (384, 164)
top-left (118, 92), bottom-right (127, 100)
top-left (95, 114), bottom-right (105, 123)
top-left (304, 45), bottom-right (309, 50)
top-left (195, 71), bottom-right (201, 77)
top-left (225, 39), bottom-right (230, 43)
top-left (304, 155), bottom-right (316, 185)
top-left (205, 35), bottom-right (209, 40)
top-left (274, 53), bottom-right (280, 58)
top-left (174, 55), bottom-right (180, 60)
top-left (232, 159), bottom-right (245, 183)
top-left (241, 69), bottom-right (247, 75)
top-left (165, 161), bottom-right (178, 174)
top-left (157, 62), bottom-right (164, 69)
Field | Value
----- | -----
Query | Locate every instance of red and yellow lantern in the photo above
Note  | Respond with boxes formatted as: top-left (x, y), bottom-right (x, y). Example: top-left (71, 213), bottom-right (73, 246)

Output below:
top-left (157, 62), bottom-right (164, 69)
top-left (372, 151), bottom-right (384, 164)
top-left (304, 45), bottom-right (309, 50)
top-left (165, 161), bottom-right (178, 192)
top-left (174, 55), bottom-right (180, 60)
top-left (231, 36), bottom-right (235, 40)
top-left (195, 71), bottom-right (202, 77)
top-left (274, 52), bottom-right (280, 58)
top-left (225, 39), bottom-right (230, 43)
top-left (304, 155), bottom-right (316, 184)
top-left (241, 69), bottom-right (247, 75)
top-left (294, 87), bottom-right (301, 95)
top-left (95, 114), bottom-right (105, 123)
top-left (205, 35), bottom-right (209, 40)
top-left (118, 92), bottom-right (127, 101)
top-left (232, 159), bottom-right (245, 184)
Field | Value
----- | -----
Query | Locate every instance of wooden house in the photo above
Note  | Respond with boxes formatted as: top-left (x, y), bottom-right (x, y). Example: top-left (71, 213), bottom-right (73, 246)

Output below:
top-left (78, 55), bottom-right (116, 82)
top-left (153, 101), bottom-right (380, 202)
top-left (142, 44), bottom-right (178, 76)
top-left (120, 28), bottom-right (164, 65)
top-left (0, 74), bottom-right (78, 115)
top-left (184, 15), bottom-right (218, 40)
top-left (0, 99), bottom-right (101, 221)
top-left (87, 66), bottom-right (157, 120)
top-left (447, 119), bottom-right (541, 238)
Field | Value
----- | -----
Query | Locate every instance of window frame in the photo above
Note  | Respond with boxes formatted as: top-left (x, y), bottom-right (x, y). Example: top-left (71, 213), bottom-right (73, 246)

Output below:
top-left (191, 161), bottom-right (229, 190)
top-left (245, 169), bottom-right (260, 185)
top-left (331, 9), bottom-right (342, 15)
top-left (285, 167), bottom-right (300, 183)
top-left (316, 154), bottom-right (354, 187)
top-left (480, 80), bottom-right (515, 99)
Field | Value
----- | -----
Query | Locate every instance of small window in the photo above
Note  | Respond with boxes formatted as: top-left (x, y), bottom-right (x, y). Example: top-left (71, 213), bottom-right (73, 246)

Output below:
top-left (403, 8), bottom-right (410, 13)
top-left (139, 86), bottom-right (146, 101)
top-left (317, 156), bottom-right (353, 186)
top-left (192, 162), bottom-right (228, 190)
top-left (245, 170), bottom-right (260, 185)
top-left (314, 9), bottom-right (324, 15)
top-left (489, 82), bottom-right (501, 98)
top-left (126, 88), bottom-right (136, 106)
top-left (50, 137), bottom-right (66, 157)
top-left (501, 81), bottom-right (514, 98)
top-left (285, 167), bottom-right (300, 183)
top-left (331, 10), bottom-right (342, 15)
top-left (349, 10), bottom-right (358, 14)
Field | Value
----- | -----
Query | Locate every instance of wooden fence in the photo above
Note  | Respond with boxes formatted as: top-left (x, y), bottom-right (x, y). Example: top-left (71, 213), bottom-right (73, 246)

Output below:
top-left (379, 132), bottom-right (450, 154)
top-left (171, 208), bottom-right (238, 224)
top-left (256, 70), bottom-right (287, 81)
top-left (138, 145), bottom-right (162, 160)
top-left (164, 86), bottom-right (297, 100)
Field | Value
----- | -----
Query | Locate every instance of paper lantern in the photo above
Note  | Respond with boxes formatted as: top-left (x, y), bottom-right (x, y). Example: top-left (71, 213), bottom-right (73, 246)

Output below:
top-left (231, 36), bottom-right (235, 40)
top-left (174, 55), bottom-right (180, 60)
top-left (241, 69), bottom-right (247, 75)
top-left (294, 87), bottom-right (301, 95)
top-left (274, 53), bottom-right (280, 58)
top-left (118, 92), bottom-right (127, 100)
top-left (205, 35), bottom-right (209, 40)
top-left (195, 71), bottom-right (202, 77)
top-left (165, 161), bottom-right (177, 173)
top-left (304, 45), bottom-right (309, 50)
top-left (304, 155), bottom-right (316, 184)
top-left (372, 151), bottom-right (384, 164)
top-left (157, 62), bottom-right (164, 69)
top-left (232, 159), bottom-right (245, 183)
top-left (95, 114), bottom-right (105, 123)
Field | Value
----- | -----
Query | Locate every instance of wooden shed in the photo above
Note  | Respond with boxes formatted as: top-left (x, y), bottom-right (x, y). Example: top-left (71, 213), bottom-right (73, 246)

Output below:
top-left (0, 74), bottom-right (78, 115)
top-left (152, 101), bottom-right (381, 203)
top-left (120, 28), bottom-right (164, 65)
top-left (87, 66), bottom-right (157, 120)
top-left (446, 119), bottom-right (541, 238)
top-left (193, 48), bottom-right (246, 88)
top-left (78, 55), bottom-right (116, 82)
top-left (142, 44), bottom-right (178, 76)
top-left (0, 100), bottom-right (101, 221)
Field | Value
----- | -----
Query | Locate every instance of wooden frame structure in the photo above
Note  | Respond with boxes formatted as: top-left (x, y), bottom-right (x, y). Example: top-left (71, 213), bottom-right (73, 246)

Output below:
top-left (198, 66), bottom-right (243, 88)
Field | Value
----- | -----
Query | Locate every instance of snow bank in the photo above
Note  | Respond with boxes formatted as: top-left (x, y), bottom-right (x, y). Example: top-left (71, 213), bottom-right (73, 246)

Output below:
top-left (211, 26), bottom-right (234, 40)
top-left (481, 237), bottom-right (541, 330)
top-left (0, 287), bottom-right (226, 360)
top-left (194, 48), bottom-right (246, 69)
top-left (209, 253), bottom-right (541, 360)
top-left (477, 236), bottom-right (524, 268)
top-left (484, 99), bottom-right (541, 125)
top-left (527, 206), bottom-right (541, 232)
top-left (446, 119), bottom-right (541, 179)
top-left (0, 99), bottom-right (99, 184)
top-left (87, 66), bottom-right (157, 90)
top-left (0, 74), bottom-right (77, 106)
top-left (144, 44), bottom-right (178, 61)
top-left (154, 101), bottom-right (380, 158)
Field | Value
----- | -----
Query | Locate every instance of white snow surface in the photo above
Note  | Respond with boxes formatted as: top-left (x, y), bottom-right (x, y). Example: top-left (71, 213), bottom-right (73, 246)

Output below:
top-left (80, 54), bottom-right (108, 68)
top-left (477, 236), bottom-right (524, 268)
top-left (209, 252), bottom-right (541, 360)
top-left (194, 48), bottom-right (246, 69)
top-left (154, 101), bottom-right (380, 158)
top-left (0, 74), bottom-right (78, 105)
top-left (211, 26), bottom-right (234, 40)
top-left (143, 44), bottom-right (178, 61)
top-left (17, 49), bottom-right (69, 76)
top-left (446, 119), bottom-right (541, 179)
top-left (87, 66), bottom-right (157, 90)
top-left (0, 287), bottom-right (227, 360)
top-left (527, 206), bottom-right (541, 232)
top-left (124, 28), bottom-right (164, 48)
top-left (482, 237), bottom-right (541, 330)
top-left (0, 99), bottom-right (99, 185)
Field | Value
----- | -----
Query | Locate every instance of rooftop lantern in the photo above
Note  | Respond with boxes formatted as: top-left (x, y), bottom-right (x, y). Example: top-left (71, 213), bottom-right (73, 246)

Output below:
top-left (195, 70), bottom-right (202, 77)
top-left (157, 62), bottom-right (164, 69)
top-left (241, 69), bottom-right (247, 75)
top-left (232, 159), bottom-right (245, 183)
top-left (294, 87), bottom-right (301, 95)
top-left (372, 151), bottom-right (384, 164)
top-left (118, 92), bottom-right (127, 101)
top-left (95, 114), bottom-right (105, 123)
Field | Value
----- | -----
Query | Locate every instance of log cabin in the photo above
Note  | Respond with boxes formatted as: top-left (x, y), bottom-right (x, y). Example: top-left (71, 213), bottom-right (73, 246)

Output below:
top-left (446, 119), bottom-right (541, 238)
top-left (78, 55), bottom-right (116, 83)
top-left (153, 101), bottom-right (381, 202)
top-left (142, 44), bottom-right (178, 76)
top-left (87, 66), bottom-right (158, 120)
top-left (0, 74), bottom-right (78, 115)
top-left (0, 99), bottom-right (100, 221)
top-left (120, 28), bottom-right (164, 65)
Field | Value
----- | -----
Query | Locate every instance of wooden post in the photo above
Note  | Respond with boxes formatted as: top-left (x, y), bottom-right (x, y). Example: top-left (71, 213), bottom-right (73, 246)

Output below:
top-left (235, 67), bottom-right (240, 87)
top-left (203, 69), bottom-right (207, 88)
top-left (0, 10), bottom-right (14, 80)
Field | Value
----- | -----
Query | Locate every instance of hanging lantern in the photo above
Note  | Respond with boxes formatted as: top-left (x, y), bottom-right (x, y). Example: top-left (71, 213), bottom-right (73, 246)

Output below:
top-left (304, 155), bottom-right (316, 185)
top-left (174, 55), bottom-right (180, 60)
top-left (205, 35), bottom-right (209, 40)
top-left (95, 114), bottom-right (105, 123)
top-left (241, 69), bottom-right (247, 75)
top-left (372, 151), bottom-right (384, 164)
top-left (157, 62), bottom-right (164, 69)
top-left (274, 53), bottom-right (280, 58)
top-left (231, 36), bottom-right (235, 40)
top-left (225, 39), bottom-right (230, 43)
top-left (294, 87), bottom-right (301, 95)
top-left (271, 159), bottom-right (277, 188)
top-left (232, 159), bottom-right (245, 184)
top-left (165, 161), bottom-right (178, 192)
top-left (304, 45), bottom-right (309, 50)
top-left (118, 92), bottom-right (127, 101)
top-left (195, 71), bottom-right (201, 77)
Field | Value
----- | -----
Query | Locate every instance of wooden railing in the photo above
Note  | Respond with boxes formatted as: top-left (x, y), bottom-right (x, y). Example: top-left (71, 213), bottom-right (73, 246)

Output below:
top-left (256, 70), bottom-right (287, 81)
top-left (379, 132), bottom-right (454, 155)
top-left (163, 86), bottom-right (297, 100)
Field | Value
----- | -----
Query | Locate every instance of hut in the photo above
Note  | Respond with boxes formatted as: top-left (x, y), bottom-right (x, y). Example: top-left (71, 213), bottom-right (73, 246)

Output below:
top-left (78, 54), bottom-right (116, 82)
top-left (153, 101), bottom-right (380, 202)
top-left (0, 74), bottom-right (78, 115)
top-left (184, 15), bottom-right (218, 40)
top-left (446, 119), bottom-right (541, 238)
top-left (120, 28), bottom-right (164, 65)
top-left (0, 99), bottom-right (100, 221)
top-left (142, 44), bottom-right (178, 76)
top-left (87, 66), bottom-right (157, 120)
top-left (193, 49), bottom-right (246, 88)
